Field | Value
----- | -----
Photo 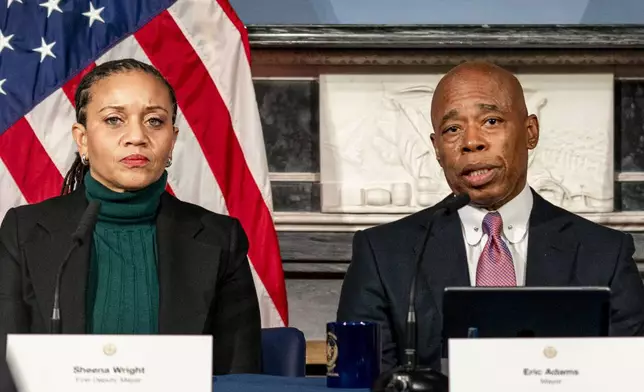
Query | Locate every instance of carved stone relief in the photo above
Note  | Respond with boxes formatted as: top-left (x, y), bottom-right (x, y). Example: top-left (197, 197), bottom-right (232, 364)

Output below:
top-left (320, 73), bottom-right (614, 213)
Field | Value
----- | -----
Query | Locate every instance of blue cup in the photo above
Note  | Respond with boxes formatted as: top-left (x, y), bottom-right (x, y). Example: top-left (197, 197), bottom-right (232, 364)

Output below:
top-left (326, 321), bottom-right (382, 389)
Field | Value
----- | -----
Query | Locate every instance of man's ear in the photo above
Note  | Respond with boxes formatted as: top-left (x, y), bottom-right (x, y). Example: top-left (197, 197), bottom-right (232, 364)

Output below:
top-left (430, 133), bottom-right (443, 167)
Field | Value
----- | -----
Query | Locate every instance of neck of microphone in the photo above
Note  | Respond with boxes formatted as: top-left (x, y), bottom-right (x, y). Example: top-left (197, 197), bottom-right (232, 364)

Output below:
top-left (51, 200), bottom-right (101, 334)
top-left (404, 193), bottom-right (470, 370)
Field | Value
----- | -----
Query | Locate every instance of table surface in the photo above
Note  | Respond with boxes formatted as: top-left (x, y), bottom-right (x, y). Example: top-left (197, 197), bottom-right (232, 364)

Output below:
top-left (213, 374), bottom-right (370, 392)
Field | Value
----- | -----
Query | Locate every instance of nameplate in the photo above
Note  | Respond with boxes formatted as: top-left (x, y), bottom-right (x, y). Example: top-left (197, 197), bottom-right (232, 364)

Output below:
top-left (449, 338), bottom-right (644, 391)
top-left (6, 334), bottom-right (212, 392)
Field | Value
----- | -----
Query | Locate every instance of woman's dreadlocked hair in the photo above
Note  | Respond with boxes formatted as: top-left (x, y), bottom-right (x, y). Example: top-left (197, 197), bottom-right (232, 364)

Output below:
top-left (61, 152), bottom-right (90, 196)
top-left (60, 59), bottom-right (178, 195)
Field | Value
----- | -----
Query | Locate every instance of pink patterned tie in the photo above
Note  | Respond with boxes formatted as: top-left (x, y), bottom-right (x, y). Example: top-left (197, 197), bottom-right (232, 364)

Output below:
top-left (476, 212), bottom-right (517, 286)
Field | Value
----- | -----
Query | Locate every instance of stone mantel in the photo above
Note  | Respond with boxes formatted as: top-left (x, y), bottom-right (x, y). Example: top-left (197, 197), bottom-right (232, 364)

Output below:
top-left (247, 25), bottom-right (644, 49)
top-left (273, 212), bottom-right (644, 233)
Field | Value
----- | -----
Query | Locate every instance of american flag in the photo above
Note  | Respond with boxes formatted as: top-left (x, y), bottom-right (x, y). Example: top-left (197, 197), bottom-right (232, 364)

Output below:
top-left (0, 0), bottom-right (288, 328)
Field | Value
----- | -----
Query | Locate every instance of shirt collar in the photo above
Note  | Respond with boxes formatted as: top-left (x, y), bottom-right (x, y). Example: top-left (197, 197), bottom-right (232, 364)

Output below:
top-left (457, 183), bottom-right (533, 246)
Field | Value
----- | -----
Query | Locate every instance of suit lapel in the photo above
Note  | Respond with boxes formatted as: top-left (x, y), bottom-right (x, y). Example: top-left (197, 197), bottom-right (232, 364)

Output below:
top-left (413, 208), bottom-right (470, 317)
top-left (408, 206), bottom-right (469, 357)
top-left (24, 190), bottom-right (89, 333)
top-left (156, 194), bottom-right (222, 334)
top-left (525, 191), bottom-right (579, 286)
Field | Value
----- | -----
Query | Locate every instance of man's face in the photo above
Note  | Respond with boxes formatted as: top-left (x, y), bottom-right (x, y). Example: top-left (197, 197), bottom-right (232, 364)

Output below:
top-left (430, 71), bottom-right (539, 209)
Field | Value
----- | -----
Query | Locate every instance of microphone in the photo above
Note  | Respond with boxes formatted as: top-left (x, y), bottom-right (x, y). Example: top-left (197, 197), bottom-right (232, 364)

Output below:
top-left (373, 193), bottom-right (470, 392)
top-left (50, 201), bottom-right (100, 334)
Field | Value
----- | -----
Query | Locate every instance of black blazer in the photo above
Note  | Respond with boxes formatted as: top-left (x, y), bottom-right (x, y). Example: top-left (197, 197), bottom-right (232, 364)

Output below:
top-left (337, 190), bottom-right (644, 371)
top-left (0, 187), bottom-right (261, 375)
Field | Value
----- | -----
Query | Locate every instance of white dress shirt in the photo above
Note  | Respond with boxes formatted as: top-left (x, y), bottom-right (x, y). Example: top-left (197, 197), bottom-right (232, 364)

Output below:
top-left (457, 183), bottom-right (534, 286)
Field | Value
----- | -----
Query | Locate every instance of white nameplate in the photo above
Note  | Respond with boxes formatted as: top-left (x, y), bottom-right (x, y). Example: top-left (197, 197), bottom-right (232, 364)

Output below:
top-left (449, 338), bottom-right (644, 391)
top-left (6, 334), bottom-right (213, 392)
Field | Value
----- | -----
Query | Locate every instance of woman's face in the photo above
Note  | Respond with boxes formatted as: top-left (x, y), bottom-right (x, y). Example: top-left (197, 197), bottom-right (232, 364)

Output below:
top-left (72, 70), bottom-right (178, 192)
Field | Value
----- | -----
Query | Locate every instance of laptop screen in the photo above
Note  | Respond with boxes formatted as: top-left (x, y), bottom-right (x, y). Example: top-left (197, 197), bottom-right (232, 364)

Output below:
top-left (441, 287), bottom-right (610, 357)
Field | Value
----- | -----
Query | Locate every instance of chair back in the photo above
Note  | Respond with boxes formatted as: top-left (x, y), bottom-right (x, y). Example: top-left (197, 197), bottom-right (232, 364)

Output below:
top-left (261, 327), bottom-right (306, 377)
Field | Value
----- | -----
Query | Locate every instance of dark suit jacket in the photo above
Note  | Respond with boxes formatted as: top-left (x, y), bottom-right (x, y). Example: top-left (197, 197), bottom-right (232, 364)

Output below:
top-left (337, 190), bottom-right (644, 371)
top-left (0, 187), bottom-right (262, 375)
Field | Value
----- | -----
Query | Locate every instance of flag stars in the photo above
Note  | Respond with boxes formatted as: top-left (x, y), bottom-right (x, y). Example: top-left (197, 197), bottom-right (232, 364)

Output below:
top-left (33, 38), bottom-right (56, 62)
top-left (83, 2), bottom-right (105, 27)
top-left (39, 0), bottom-right (63, 17)
top-left (7, 0), bottom-right (22, 7)
top-left (0, 79), bottom-right (6, 96)
top-left (0, 30), bottom-right (14, 54)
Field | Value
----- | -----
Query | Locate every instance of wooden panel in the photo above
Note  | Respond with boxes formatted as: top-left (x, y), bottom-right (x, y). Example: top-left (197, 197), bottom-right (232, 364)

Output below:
top-left (306, 340), bottom-right (327, 365)
top-left (278, 232), bottom-right (353, 261)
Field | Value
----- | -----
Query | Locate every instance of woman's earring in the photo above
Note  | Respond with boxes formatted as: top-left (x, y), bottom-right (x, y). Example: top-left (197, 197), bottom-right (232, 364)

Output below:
top-left (80, 154), bottom-right (89, 166)
top-left (165, 157), bottom-right (172, 168)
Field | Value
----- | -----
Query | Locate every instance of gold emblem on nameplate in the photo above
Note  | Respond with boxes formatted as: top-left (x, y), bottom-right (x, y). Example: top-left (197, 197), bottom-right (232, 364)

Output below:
top-left (103, 343), bottom-right (117, 356)
top-left (543, 346), bottom-right (557, 359)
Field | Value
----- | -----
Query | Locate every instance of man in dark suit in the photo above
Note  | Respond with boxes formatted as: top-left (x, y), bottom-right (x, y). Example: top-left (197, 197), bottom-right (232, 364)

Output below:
top-left (337, 61), bottom-right (644, 372)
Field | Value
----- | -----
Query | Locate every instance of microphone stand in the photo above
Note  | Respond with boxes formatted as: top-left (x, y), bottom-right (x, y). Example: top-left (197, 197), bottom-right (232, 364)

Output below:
top-left (373, 194), bottom-right (469, 392)
top-left (50, 243), bottom-right (80, 334)
top-left (50, 200), bottom-right (101, 334)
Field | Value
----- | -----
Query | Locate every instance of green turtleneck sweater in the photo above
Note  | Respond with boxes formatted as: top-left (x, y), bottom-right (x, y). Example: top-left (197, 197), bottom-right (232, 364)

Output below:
top-left (84, 171), bottom-right (167, 334)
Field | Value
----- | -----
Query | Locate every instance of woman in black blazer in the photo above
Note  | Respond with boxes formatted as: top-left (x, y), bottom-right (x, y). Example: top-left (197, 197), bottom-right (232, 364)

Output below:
top-left (0, 58), bottom-right (261, 375)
